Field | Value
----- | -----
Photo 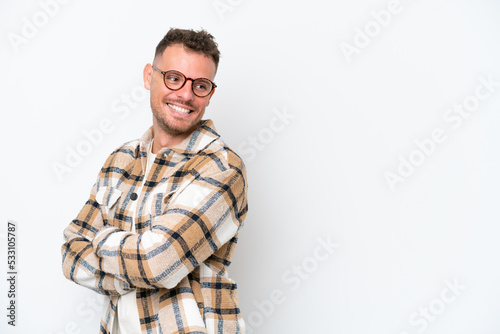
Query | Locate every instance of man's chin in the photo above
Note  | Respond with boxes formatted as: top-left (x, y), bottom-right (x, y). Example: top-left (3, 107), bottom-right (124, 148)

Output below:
top-left (157, 118), bottom-right (201, 137)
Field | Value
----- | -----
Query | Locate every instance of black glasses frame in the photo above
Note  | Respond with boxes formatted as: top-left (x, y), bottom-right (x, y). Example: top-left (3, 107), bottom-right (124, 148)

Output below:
top-left (152, 65), bottom-right (217, 97)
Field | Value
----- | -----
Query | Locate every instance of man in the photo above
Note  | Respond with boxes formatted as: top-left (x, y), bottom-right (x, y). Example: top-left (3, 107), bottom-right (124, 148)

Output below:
top-left (61, 28), bottom-right (248, 334)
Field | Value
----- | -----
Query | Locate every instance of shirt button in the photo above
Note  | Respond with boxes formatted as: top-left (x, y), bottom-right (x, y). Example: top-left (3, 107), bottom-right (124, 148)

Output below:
top-left (130, 193), bottom-right (138, 201)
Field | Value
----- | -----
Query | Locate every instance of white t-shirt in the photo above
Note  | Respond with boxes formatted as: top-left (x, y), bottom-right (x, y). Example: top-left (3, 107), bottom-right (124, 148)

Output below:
top-left (113, 138), bottom-right (156, 334)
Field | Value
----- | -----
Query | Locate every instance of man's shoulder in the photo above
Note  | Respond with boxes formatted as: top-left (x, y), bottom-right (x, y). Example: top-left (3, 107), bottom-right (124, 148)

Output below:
top-left (191, 120), bottom-right (246, 171)
top-left (199, 135), bottom-right (246, 177)
top-left (100, 138), bottom-right (141, 169)
top-left (111, 138), bottom-right (141, 156)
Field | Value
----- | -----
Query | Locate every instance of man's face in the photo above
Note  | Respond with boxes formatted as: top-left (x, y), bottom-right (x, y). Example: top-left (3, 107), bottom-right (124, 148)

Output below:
top-left (144, 44), bottom-right (217, 138)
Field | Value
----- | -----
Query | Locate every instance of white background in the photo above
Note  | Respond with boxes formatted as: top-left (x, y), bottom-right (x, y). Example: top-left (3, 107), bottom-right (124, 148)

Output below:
top-left (1, 0), bottom-right (500, 333)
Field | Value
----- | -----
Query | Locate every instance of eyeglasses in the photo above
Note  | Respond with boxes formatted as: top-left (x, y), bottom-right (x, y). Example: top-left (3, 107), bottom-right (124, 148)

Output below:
top-left (152, 65), bottom-right (217, 97)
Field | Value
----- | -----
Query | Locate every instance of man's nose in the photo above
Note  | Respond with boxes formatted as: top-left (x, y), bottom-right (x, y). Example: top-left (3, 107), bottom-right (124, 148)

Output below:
top-left (175, 79), bottom-right (195, 101)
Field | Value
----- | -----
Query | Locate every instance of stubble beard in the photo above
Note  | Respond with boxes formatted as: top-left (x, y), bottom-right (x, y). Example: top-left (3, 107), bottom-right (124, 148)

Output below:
top-left (151, 98), bottom-right (202, 136)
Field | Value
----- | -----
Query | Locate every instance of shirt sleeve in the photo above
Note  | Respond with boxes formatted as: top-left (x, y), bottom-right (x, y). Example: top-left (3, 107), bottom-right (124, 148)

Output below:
top-left (61, 181), bottom-right (133, 296)
top-left (91, 157), bottom-right (248, 290)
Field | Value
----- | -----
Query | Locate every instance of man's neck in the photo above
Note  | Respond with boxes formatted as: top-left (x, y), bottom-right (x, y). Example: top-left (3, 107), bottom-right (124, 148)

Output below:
top-left (151, 124), bottom-right (192, 154)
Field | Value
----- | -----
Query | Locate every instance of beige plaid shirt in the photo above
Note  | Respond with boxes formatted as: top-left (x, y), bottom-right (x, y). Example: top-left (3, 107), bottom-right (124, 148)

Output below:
top-left (62, 120), bottom-right (248, 333)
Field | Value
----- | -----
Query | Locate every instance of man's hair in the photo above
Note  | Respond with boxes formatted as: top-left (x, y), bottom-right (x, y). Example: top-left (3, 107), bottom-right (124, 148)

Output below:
top-left (154, 28), bottom-right (220, 70)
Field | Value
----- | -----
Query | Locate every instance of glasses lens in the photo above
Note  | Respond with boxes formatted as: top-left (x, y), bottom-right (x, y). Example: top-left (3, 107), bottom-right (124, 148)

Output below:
top-left (192, 79), bottom-right (213, 97)
top-left (164, 71), bottom-right (185, 90)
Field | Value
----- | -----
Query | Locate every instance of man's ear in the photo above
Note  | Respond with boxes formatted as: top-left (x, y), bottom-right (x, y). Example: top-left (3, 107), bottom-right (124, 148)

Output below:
top-left (143, 63), bottom-right (153, 90)
top-left (206, 87), bottom-right (216, 106)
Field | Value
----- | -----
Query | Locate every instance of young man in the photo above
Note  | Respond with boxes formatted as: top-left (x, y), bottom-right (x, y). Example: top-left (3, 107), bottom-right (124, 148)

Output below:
top-left (62, 28), bottom-right (248, 334)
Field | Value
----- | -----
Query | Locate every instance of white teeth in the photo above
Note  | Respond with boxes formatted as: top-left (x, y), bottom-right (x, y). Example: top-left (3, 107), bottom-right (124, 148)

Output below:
top-left (168, 103), bottom-right (191, 114)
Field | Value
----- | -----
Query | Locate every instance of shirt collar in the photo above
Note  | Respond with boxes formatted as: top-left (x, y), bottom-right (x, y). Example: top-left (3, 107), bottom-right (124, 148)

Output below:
top-left (137, 119), bottom-right (220, 159)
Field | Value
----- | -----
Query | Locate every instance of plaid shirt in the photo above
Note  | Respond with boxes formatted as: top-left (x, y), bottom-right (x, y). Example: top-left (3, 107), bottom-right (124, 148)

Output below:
top-left (62, 120), bottom-right (248, 334)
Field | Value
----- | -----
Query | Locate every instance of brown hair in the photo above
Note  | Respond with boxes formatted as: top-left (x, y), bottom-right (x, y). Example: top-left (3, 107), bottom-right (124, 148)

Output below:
top-left (154, 28), bottom-right (220, 70)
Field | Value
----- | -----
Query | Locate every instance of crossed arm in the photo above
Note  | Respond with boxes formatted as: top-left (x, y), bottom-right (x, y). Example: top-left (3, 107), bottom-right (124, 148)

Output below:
top-left (62, 160), bottom-right (247, 295)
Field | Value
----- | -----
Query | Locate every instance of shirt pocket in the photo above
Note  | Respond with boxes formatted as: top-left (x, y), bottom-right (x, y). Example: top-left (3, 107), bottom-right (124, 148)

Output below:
top-left (95, 186), bottom-right (122, 228)
top-left (147, 179), bottom-right (192, 222)
top-left (149, 189), bottom-right (176, 218)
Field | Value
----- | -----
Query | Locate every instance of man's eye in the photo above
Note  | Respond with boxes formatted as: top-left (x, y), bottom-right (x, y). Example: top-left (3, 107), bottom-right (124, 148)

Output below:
top-left (196, 83), bottom-right (208, 90)
top-left (195, 80), bottom-right (211, 91)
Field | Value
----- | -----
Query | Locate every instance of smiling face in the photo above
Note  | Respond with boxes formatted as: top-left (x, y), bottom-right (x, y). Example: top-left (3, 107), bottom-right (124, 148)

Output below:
top-left (144, 43), bottom-right (217, 147)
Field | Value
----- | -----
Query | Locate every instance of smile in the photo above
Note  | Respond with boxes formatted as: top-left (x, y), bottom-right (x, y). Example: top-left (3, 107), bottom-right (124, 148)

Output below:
top-left (167, 103), bottom-right (192, 114)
